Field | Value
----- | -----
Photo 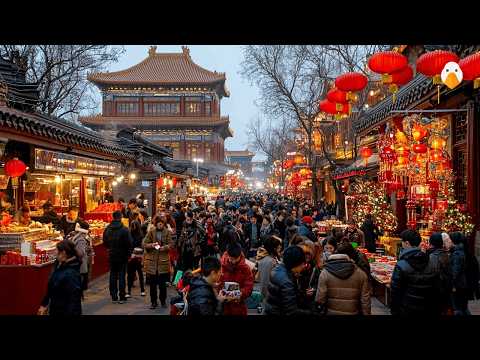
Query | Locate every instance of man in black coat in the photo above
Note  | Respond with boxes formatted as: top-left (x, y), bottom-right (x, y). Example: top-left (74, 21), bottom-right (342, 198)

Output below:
top-left (39, 202), bottom-right (60, 228)
top-left (265, 245), bottom-right (311, 316)
top-left (244, 214), bottom-right (262, 258)
top-left (173, 203), bottom-right (185, 238)
top-left (187, 256), bottom-right (226, 315)
top-left (273, 210), bottom-right (287, 241)
top-left (103, 210), bottom-right (133, 303)
top-left (390, 229), bottom-right (442, 316)
top-left (427, 233), bottom-right (453, 314)
top-left (58, 207), bottom-right (82, 237)
top-left (360, 213), bottom-right (379, 253)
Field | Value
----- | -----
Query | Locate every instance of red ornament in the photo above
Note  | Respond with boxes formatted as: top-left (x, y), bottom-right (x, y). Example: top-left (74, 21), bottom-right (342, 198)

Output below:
top-left (368, 51), bottom-right (408, 74)
top-left (294, 155), bottom-right (304, 165)
top-left (416, 50), bottom-right (459, 77)
top-left (326, 89), bottom-right (348, 103)
top-left (412, 143), bottom-right (428, 154)
top-left (335, 72), bottom-right (368, 92)
top-left (389, 65), bottom-right (414, 85)
top-left (319, 99), bottom-right (350, 115)
top-left (4, 158), bottom-right (27, 178)
top-left (360, 146), bottom-right (372, 160)
top-left (429, 149), bottom-right (444, 162)
top-left (459, 52), bottom-right (480, 88)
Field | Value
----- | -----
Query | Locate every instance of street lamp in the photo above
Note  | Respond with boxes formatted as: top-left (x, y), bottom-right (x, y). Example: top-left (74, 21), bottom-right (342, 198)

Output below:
top-left (193, 158), bottom-right (204, 178)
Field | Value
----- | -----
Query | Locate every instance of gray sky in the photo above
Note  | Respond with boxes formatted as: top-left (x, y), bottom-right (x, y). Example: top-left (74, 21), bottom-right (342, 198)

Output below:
top-left (96, 45), bottom-right (264, 160)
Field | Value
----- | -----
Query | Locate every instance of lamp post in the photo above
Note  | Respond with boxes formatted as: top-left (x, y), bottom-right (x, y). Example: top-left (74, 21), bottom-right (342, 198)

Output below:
top-left (193, 158), bottom-right (204, 178)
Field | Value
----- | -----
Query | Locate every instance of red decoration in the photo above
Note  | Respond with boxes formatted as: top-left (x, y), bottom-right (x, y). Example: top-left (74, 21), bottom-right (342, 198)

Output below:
top-left (326, 88), bottom-right (355, 103)
top-left (412, 143), bottom-right (428, 154)
top-left (416, 50), bottom-right (459, 77)
top-left (319, 99), bottom-right (350, 115)
top-left (294, 155), bottom-right (304, 165)
top-left (459, 52), bottom-right (480, 88)
top-left (335, 72), bottom-right (368, 92)
top-left (4, 158), bottom-right (27, 178)
top-left (429, 149), bottom-right (444, 162)
top-left (412, 124), bottom-right (428, 141)
top-left (368, 51), bottom-right (408, 74)
top-left (283, 160), bottom-right (294, 169)
top-left (389, 65), bottom-right (414, 85)
top-left (360, 146), bottom-right (372, 160)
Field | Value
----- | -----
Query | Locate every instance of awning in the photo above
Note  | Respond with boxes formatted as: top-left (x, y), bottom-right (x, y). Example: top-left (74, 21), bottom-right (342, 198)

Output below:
top-left (332, 154), bottom-right (379, 180)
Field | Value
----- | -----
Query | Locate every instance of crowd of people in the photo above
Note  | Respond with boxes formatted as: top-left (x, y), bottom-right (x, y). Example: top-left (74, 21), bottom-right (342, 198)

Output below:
top-left (36, 192), bottom-right (479, 316)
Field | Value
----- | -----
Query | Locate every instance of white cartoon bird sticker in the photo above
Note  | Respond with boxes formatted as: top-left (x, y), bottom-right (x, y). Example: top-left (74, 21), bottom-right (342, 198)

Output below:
top-left (441, 61), bottom-right (463, 89)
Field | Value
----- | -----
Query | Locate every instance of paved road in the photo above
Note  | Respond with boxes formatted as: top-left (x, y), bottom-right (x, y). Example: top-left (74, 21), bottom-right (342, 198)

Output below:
top-left (82, 273), bottom-right (395, 315)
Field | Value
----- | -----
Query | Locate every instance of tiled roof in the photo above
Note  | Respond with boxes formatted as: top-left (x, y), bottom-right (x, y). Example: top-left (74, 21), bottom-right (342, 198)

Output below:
top-left (225, 150), bottom-right (255, 157)
top-left (81, 114), bottom-right (230, 127)
top-left (88, 47), bottom-right (226, 86)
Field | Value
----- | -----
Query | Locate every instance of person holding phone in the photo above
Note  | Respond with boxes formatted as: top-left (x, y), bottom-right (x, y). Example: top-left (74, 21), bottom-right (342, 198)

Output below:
top-left (143, 216), bottom-right (174, 309)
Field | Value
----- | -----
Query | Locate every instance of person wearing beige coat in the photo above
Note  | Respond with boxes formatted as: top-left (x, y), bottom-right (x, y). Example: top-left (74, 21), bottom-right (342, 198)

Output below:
top-left (315, 252), bottom-right (371, 315)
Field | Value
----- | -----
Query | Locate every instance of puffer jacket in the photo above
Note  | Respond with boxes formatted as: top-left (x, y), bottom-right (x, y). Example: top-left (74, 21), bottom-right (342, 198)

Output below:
top-left (315, 254), bottom-right (371, 315)
top-left (255, 250), bottom-right (278, 299)
top-left (298, 225), bottom-right (316, 242)
top-left (187, 277), bottom-right (221, 316)
top-left (40, 257), bottom-right (82, 316)
top-left (103, 220), bottom-right (133, 264)
top-left (450, 243), bottom-right (468, 290)
top-left (143, 227), bottom-right (173, 275)
top-left (390, 247), bottom-right (442, 316)
top-left (265, 263), bottom-right (311, 316)
top-left (218, 252), bottom-right (254, 315)
top-left (428, 247), bottom-right (453, 296)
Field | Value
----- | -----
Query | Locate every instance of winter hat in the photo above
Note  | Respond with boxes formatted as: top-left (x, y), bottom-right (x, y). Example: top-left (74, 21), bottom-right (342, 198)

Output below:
top-left (75, 221), bottom-right (90, 234)
top-left (283, 245), bottom-right (306, 270)
top-left (302, 216), bottom-right (313, 225)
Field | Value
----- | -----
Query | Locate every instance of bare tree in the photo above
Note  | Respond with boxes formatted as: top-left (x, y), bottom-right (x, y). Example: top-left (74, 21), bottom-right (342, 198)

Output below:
top-left (247, 115), bottom-right (295, 191)
top-left (0, 45), bottom-right (125, 119)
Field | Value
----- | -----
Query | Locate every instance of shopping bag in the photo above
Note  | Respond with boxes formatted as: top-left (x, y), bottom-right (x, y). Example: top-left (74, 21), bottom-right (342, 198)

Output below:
top-left (173, 270), bottom-right (183, 286)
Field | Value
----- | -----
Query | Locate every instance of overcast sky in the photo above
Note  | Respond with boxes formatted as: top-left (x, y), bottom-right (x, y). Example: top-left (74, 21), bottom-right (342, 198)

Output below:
top-left (96, 45), bottom-right (264, 160)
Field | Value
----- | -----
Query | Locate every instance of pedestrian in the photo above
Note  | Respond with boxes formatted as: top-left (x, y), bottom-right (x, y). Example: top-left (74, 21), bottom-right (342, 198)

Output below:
top-left (37, 240), bottom-right (82, 316)
top-left (298, 216), bottom-right (316, 242)
top-left (427, 232), bottom-right (453, 315)
top-left (264, 245), bottom-right (311, 315)
top-left (64, 220), bottom-right (93, 300)
top-left (284, 217), bottom-right (299, 249)
top-left (360, 213), bottom-right (379, 253)
top-left (178, 211), bottom-right (206, 271)
top-left (344, 220), bottom-right (365, 248)
top-left (126, 199), bottom-right (139, 224)
top-left (187, 256), bottom-right (226, 316)
top-left (39, 202), bottom-right (60, 227)
top-left (390, 229), bottom-right (441, 316)
top-left (143, 216), bottom-right (174, 309)
top-left (449, 232), bottom-right (473, 315)
top-left (58, 206), bottom-right (81, 237)
top-left (273, 210), bottom-right (287, 241)
top-left (245, 213), bottom-right (262, 259)
top-left (117, 197), bottom-right (127, 218)
top-left (260, 215), bottom-right (274, 239)
top-left (315, 242), bottom-right (371, 315)
top-left (139, 209), bottom-right (152, 235)
top-left (218, 241), bottom-right (254, 315)
top-left (126, 212), bottom-right (145, 298)
top-left (102, 210), bottom-right (133, 304)
top-left (322, 236), bottom-right (337, 263)
top-left (255, 235), bottom-right (282, 302)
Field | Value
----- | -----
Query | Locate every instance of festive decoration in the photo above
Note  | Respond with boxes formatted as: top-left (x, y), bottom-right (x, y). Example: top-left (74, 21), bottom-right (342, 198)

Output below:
top-left (348, 180), bottom-right (398, 233)
top-left (359, 146), bottom-right (372, 166)
top-left (368, 51), bottom-right (408, 75)
top-left (335, 72), bottom-right (368, 92)
top-left (327, 88), bottom-right (357, 103)
top-left (319, 99), bottom-right (350, 118)
top-left (442, 183), bottom-right (475, 235)
top-left (294, 154), bottom-right (304, 165)
top-left (412, 124), bottom-right (428, 141)
top-left (459, 52), bottom-right (480, 89)
top-left (4, 158), bottom-right (27, 178)
top-left (440, 62), bottom-right (463, 89)
top-left (412, 143), bottom-right (428, 153)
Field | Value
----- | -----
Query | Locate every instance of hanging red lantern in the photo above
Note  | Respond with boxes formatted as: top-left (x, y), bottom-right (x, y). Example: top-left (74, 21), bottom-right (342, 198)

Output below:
top-left (294, 155), bottom-right (304, 165)
top-left (416, 50), bottom-right (459, 81)
top-left (412, 124), bottom-right (428, 141)
top-left (326, 88), bottom-right (357, 103)
top-left (459, 52), bottom-right (480, 88)
top-left (360, 146), bottom-right (373, 160)
top-left (283, 160), bottom-right (294, 169)
top-left (319, 99), bottom-right (350, 117)
top-left (335, 72), bottom-right (368, 92)
top-left (368, 51), bottom-right (408, 75)
top-left (412, 143), bottom-right (428, 154)
top-left (384, 65), bottom-right (414, 94)
top-left (4, 158), bottom-right (27, 178)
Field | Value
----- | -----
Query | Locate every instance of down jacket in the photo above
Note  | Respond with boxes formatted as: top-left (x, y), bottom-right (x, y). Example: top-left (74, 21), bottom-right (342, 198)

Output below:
top-left (218, 252), bottom-right (254, 315)
top-left (390, 247), bottom-right (442, 316)
top-left (102, 220), bottom-right (133, 264)
top-left (316, 254), bottom-right (371, 315)
top-left (143, 227), bottom-right (173, 275)
top-left (187, 277), bottom-right (221, 316)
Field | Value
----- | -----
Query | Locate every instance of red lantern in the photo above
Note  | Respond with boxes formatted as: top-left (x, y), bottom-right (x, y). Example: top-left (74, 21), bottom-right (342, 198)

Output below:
top-left (319, 99), bottom-right (350, 115)
top-left (360, 146), bottom-right (372, 159)
top-left (368, 51), bottom-right (408, 75)
top-left (416, 50), bottom-right (459, 79)
top-left (459, 52), bottom-right (480, 88)
top-left (412, 124), bottom-right (428, 141)
top-left (4, 158), bottom-right (27, 178)
top-left (283, 160), bottom-right (294, 169)
top-left (326, 88), bottom-right (357, 103)
top-left (335, 72), bottom-right (368, 92)
top-left (412, 143), bottom-right (428, 154)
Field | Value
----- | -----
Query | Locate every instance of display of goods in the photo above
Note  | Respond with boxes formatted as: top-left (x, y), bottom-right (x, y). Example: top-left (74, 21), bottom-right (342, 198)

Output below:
top-left (89, 203), bottom-right (122, 213)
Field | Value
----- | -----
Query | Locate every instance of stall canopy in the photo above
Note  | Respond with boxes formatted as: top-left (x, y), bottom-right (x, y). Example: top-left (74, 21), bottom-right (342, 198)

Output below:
top-left (332, 154), bottom-right (379, 180)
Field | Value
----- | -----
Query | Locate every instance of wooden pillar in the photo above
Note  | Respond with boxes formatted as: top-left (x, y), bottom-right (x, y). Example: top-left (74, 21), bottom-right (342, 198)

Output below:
top-left (139, 97), bottom-right (144, 116)
top-left (79, 177), bottom-right (86, 217)
top-left (467, 98), bottom-right (480, 251)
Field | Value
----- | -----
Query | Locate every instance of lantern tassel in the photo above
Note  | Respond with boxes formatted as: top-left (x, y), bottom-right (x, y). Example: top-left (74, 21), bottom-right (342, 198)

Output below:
top-left (437, 85), bottom-right (440, 104)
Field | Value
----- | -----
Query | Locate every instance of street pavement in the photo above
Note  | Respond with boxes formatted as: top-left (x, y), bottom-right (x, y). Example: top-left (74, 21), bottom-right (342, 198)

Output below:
top-left (82, 273), bottom-right (409, 315)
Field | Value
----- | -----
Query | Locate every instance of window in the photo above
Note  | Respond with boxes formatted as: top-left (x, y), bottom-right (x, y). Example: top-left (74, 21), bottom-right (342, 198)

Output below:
top-left (116, 102), bottom-right (138, 115)
top-left (205, 101), bottom-right (211, 115)
top-left (205, 146), bottom-right (212, 161)
top-left (144, 102), bottom-right (180, 116)
top-left (185, 102), bottom-right (202, 115)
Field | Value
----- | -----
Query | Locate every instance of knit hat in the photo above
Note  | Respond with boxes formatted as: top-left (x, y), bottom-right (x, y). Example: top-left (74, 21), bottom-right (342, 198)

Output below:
top-left (283, 245), bottom-right (306, 270)
top-left (302, 216), bottom-right (313, 225)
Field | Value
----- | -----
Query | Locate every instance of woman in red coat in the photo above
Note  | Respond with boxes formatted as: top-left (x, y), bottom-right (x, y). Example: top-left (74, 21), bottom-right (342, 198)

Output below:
top-left (218, 242), bottom-right (254, 315)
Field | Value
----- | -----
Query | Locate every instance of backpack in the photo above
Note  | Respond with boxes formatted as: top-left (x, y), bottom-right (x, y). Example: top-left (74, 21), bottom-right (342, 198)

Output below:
top-left (465, 253), bottom-right (480, 300)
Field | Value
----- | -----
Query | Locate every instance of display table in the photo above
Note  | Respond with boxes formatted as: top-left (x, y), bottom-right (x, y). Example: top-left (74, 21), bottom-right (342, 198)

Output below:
top-left (91, 242), bottom-right (109, 280)
top-left (0, 261), bottom-right (54, 315)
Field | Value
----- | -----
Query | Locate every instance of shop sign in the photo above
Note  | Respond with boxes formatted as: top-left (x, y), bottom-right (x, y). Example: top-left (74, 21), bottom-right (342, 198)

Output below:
top-left (34, 149), bottom-right (121, 176)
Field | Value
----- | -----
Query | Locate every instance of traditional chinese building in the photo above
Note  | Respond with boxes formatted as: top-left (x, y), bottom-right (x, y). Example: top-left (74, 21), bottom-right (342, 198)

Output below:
top-left (225, 149), bottom-right (255, 177)
top-left (81, 46), bottom-right (233, 169)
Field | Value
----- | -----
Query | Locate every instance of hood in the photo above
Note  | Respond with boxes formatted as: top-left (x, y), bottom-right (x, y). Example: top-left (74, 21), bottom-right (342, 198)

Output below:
top-left (221, 251), bottom-right (246, 271)
top-left (256, 247), bottom-right (269, 261)
top-left (109, 220), bottom-right (124, 229)
top-left (324, 254), bottom-right (355, 280)
top-left (399, 247), bottom-right (429, 271)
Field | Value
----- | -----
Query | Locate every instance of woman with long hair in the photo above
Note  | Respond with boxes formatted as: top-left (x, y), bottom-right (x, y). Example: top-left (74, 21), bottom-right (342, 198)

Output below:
top-left (38, 240), bottom-right (82, 316)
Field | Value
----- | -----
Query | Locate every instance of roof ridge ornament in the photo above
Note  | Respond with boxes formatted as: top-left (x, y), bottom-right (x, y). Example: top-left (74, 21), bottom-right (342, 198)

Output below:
top-left (148, 46), bottom-right (157, 57)
top-left (182, 46), bottom-right (191, 58)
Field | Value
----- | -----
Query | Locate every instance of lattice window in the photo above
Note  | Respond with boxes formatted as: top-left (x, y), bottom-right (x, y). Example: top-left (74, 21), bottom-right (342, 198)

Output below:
top-left (453, 111), bottom-right (467, 144)
top-left (453, 148), bottom-right (467, 205)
